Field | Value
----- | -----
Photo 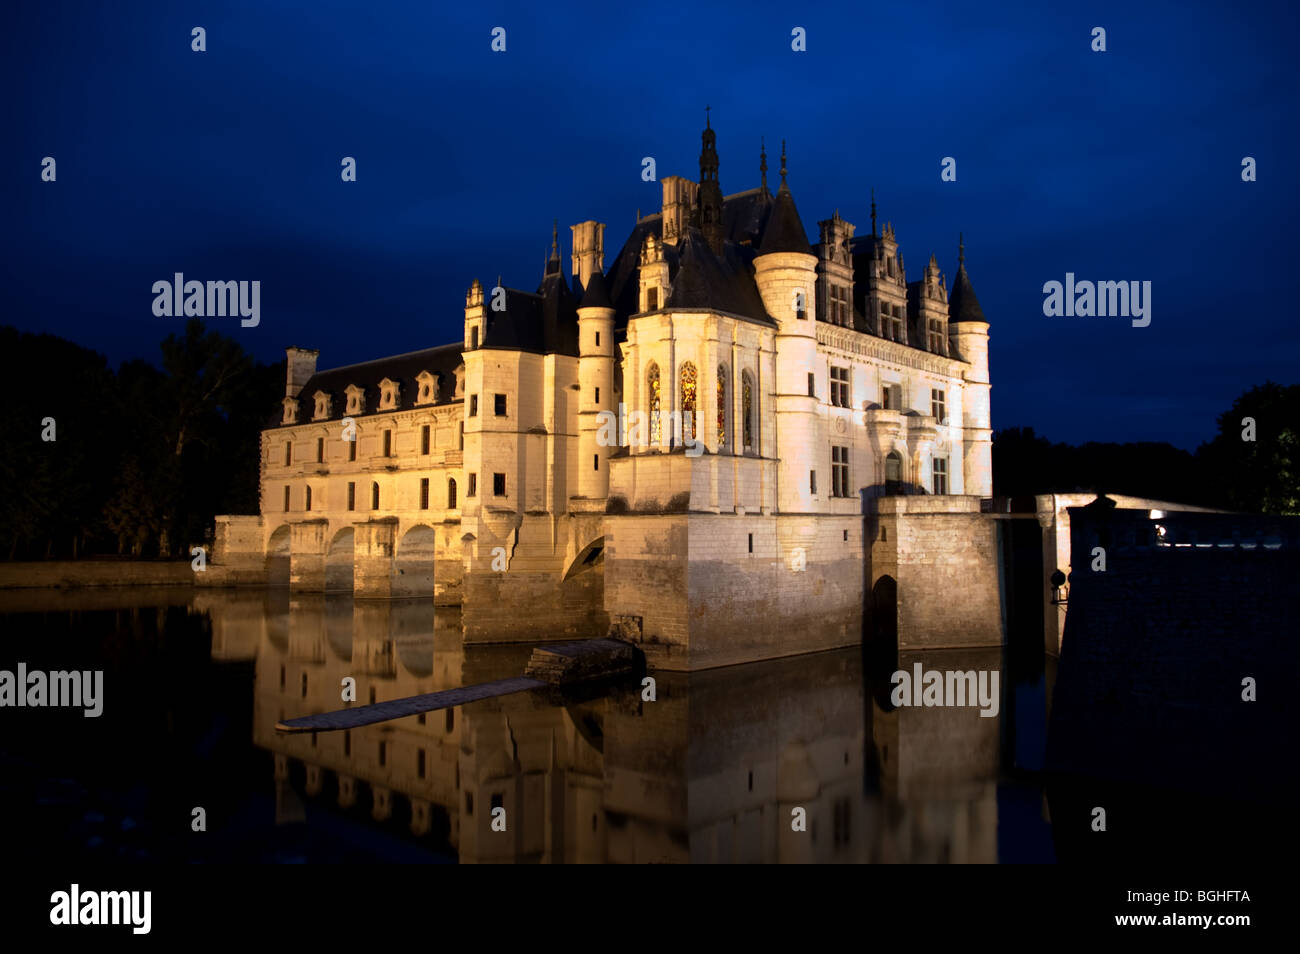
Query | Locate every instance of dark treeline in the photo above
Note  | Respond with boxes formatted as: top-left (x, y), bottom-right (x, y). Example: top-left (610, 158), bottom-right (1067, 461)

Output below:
top-left (994, 382), bottom-right (1300, 514)
top-left (0, 321), bottom-right (283, 560)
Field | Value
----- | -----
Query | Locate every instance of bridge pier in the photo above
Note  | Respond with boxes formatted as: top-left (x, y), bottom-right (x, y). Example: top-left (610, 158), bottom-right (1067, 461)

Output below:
top-left (354, 519), bottom-right (398, 599)
top-left (289, 521), bottom-right (330, 592)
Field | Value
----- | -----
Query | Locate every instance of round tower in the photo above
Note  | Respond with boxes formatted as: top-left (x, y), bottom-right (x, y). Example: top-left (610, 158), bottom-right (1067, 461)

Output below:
top-left (576, 265), bottom-right (615, 501)
top-left (753, 142), bottom-right (819, 513)
top-left (948, 236), bottom-right (992, 497)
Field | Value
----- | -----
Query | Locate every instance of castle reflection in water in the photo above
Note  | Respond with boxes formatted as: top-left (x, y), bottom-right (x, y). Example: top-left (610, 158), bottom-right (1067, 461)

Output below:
top-left (199, 588), bottom-right (1025, 863)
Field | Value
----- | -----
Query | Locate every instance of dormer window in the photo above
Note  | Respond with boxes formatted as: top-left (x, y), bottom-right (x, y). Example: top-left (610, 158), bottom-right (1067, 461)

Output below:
top-left (378, 377), bottom-right (401, 411)
top-left (416, 371), bottom-right (438, 405)
top-left (345, 384), bottom-right (366, 416)
top-left (281, 397), bottom-right (298, 425)
top-left (313, 390), bottom-right (332, 421)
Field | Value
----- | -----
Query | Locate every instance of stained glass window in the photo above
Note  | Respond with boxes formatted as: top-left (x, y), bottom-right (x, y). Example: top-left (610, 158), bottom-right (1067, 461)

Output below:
top-left (742, 372), bottom-right (754, 450)
top-left (717, 366), bottom-right (727, 448)
top-left (680, 363), bottom-right (697, 442)
top-left (647, 363), bottom-right (661, 446)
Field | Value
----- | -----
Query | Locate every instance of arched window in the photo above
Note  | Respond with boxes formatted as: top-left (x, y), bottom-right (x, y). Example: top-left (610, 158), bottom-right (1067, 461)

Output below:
top-left (647, 363), bottom-right (661, 446)
top-left (885, 451), bottom-right (903, 495)
top-left (716, 365), bottom-right (728, 449)
top-left (371, 481), bottom-right (380, 510)
top-left (742, 371), bottom-right (755, 451)
top-left (448, 478), bottom-right (457, 509)
top-left (680, 363), bottom-right (697, 442)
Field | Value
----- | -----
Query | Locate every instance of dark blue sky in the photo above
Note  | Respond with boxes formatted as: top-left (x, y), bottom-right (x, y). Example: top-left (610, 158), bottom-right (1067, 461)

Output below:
top-left (5, 0), bottom-right (1298, 449)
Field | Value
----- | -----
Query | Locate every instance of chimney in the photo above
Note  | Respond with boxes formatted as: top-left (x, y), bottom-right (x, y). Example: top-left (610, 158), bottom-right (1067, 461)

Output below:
top-left (660, 176), bottom-right (698, 245)
top-left (570, 221), bottom-right (606, 291)
top-left (285, 347), bottom-right (319, 398)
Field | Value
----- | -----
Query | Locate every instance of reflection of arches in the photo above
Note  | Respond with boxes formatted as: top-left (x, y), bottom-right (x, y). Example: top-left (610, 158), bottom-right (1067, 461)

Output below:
top-left (392, 525), bottom-right (437, 598)
top-left (267, 525), bottom-right (291, 586)
top-left (326, 527), bottom-right (355, 592)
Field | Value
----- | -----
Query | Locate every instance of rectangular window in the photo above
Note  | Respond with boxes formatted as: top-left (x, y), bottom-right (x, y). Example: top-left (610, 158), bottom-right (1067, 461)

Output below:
top-left (469, 395), bottom-right (478, 417)
top-left (347, 482), bottom-right (355, 511)
top-left (593, 454), bottom-right (599, 471)
top-left (595, 331), bottom-right (600, 347)
top-left (493, 473), bottom-right (506, 497)
top-left (928, 319), bottom-right (945, 354)
top-left (883, 383), bottom-right (903, 411)
top-left (933, 457), bottom-right (948, 495)
top-left (284, 485), bottom-right (290, 511)
top-left (830, 366), bottom-right (850, 408)
top-left (348, 438), bottom-right (356, 462)
top-left (468, 474), bottom-right (477, 497)
top-left (458, 422), bottom-right (464, 450)
top-left (931, 388), bottom-right (947, 423)
top-left (471, 326), bottom-right (479, 349)
top-left (880, 302), bottom-right (890, 339)
top-left (421, 424), bottom-right (430, 455)
top-left (305, 486), bottom-right (312, 510)
top-left (807, 372), bottom-right (816, 398)
top-left (832, 446), bottom-right (849, 497)
top-left (316, 437), bottom-right (324, 463)
top-left (810, 470), bottom-right (817, 495)
top-left (371, 483), bottom-right (379, 510)
top-left (284, 442), bottom-right (292, 466)
top-left (382, 430), bottom-right (392, 457)
top-left (747, 533), bottom-right (753, 554)
top-left (420, 478), bottom-right (429, 510)
top-left (647, 287), bottom-right (658, 311)
top-left (494, 393), bottom-right (506, 417)
top-left (594, 387), bottom-right (600, 403)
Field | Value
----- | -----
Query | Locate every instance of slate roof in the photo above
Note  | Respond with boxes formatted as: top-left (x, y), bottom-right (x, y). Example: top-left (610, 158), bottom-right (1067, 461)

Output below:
top-left (272, 342), bottom-right (464, 428)
top-left (479, 267), bottom-right (580, 355)
top-left (949, 265), bottom-right (986, 324)
top-left (757, 186), bottom-right (813, 256)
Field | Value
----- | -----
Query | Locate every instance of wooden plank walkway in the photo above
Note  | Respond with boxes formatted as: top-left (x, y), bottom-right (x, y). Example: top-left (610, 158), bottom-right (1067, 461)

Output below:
top-left (275, 676), bottom-right (546, 733)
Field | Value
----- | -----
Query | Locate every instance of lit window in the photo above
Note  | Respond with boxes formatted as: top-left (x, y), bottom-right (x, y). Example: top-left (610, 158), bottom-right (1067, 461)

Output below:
top-left (933, 456), bottom-right (948, 495)
top-left (647, 363), bottom-right (661, 446)
top-left (680, 363), bottom-right (697, 442)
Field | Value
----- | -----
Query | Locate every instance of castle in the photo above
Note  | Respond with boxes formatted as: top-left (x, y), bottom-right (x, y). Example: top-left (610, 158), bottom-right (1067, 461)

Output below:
top-left (208, 121), bottom-right (1000, 670)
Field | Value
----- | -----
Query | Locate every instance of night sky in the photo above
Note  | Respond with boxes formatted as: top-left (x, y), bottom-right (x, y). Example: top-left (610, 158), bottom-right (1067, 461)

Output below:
top-left (5, 0), bottom-right (1298, 449)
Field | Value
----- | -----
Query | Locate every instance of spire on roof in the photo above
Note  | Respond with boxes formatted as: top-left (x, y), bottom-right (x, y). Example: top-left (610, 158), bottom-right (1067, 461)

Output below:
top-left (760, 137), bottom-right (769, 198)
top-left (949, 238), bottom-right (986, 325)
top-left (545, 220), bottom-right (561, 275)
top-left (959, 231), bottom-right (965, 267)
top-left (697, 109), bottom-right (724, 255)
top-left (779, 139), bottom-right (788, 190)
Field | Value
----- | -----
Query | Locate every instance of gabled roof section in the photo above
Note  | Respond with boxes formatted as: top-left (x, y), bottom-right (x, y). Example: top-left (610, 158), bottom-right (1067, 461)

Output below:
top-left (273, 343), bottom-right (464, 427)
top-left (664, 229), bottom-right (771, 323)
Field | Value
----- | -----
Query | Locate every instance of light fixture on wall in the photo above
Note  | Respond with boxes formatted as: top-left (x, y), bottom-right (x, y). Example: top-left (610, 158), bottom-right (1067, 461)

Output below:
top-left (1049, 568), bottom-right (1069, 605)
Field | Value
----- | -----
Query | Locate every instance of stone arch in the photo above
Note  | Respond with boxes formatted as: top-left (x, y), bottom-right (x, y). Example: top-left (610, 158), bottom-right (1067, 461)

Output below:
top-left (392, 524), bottom-right (438, 598)
top-left (267, 524), bottom-right (291, 586)
top-left (563, 536), bottom-right (605, 581)
top-left (326, 527), bottom-right (355, 592)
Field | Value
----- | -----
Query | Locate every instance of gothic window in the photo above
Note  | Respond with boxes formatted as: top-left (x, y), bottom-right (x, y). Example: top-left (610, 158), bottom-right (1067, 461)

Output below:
top-left (448, 478), bottom-right (457, 509)
top-left (885, 451), bottom-right (903, 495)
top-left (742, 371), bottom-right (755, 451)
top-left (680, 363), bottom-right (697, 441)
top-left (716, 366), bottom-right (728, 449)
top-left (647, 363), bottom-right (661, 446)
top-left (932, 456), bottom-right (948, 495)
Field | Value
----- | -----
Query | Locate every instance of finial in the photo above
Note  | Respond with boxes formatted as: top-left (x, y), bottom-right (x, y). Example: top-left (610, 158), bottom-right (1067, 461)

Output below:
top-left (871, 188), bottom-right (877, 238)
top-left (760, 137), bottom-right (768, 195)
top-left (706, 104), bottom-right (711, 129)
top-left (636, 207), bottom-right (640, 223)
top-left (958, 232), bottom-right (965, 267)
top-left (779, 139), bottom-right (787, 187)
top-left (550, 219), bottom-right (559, 258)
